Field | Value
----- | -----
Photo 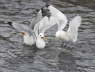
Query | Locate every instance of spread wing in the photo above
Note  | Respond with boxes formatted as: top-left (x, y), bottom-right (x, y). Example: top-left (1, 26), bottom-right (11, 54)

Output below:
top-left (33, 16), bottom-right (58, 37)
top-left (30, 10), bottom-right (43, 29)
top-left (9, 22), bottom-right (34, 35)
top-left (33, 16), bottom-right (48, 37)
top-left (48, 5), bottom-right (68, 30)
top-left (40, 16), bottom-right (59, 33)
top-left (67, 15), bottom-right (82, 42)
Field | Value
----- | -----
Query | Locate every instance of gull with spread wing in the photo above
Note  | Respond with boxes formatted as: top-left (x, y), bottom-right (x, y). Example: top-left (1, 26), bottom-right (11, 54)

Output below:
top-left (56, 16), bottom-right (82, 42)
top-left (45, 4), bottom-right (82, 42)
top-left (6, 7), bottom-right (48, 46)
top-left (34, 15), bottom-right (59, 49)
top-left (8, 21), bottom-right (36, 46)
top-left (7, 9), bottom-right (44, 46)
top-left (7, 7), bottom-right (58, 48)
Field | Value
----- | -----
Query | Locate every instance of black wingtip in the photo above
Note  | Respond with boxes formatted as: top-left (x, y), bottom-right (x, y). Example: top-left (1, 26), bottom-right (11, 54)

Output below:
top-left (7, 21), bottom-right (12, 26)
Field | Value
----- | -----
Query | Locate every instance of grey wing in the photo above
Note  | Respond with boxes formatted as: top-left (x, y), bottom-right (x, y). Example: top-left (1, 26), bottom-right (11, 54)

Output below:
top-left (34, 16), bottom-right (59, 37)
top-left (48, 5), bottom-right (68, 30)
top-left (33, 21), bottom-right (40, 37)
top-left (67, 15), bottom-right (82, 42)
top-left (11, 22), bottom-right (33, 34)
top-left (30, 10), bottom-right (43, 29)
top-left (33, 16), bottom-right (48, 37)
top-left (40, 16), bottom-right (59, 33)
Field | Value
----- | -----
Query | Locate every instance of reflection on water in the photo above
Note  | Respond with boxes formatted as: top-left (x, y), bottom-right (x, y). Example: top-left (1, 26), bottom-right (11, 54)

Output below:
top-left (0, 0), bottom-right (95, 72)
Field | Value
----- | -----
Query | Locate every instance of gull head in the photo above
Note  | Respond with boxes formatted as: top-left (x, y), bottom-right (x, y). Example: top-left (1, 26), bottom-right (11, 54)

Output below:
top-left (39, 33), bottom-right (47, 40)
top-left (41, 7), bottom-right (51, 17)
top-left (36, 33), bottom-right (46, 49)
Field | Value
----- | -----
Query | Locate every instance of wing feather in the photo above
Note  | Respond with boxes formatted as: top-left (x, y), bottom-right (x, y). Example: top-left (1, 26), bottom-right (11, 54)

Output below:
top-left (10, 22), bottom-right (34, 35)
top-left (34, 16), bottom-right (58, 36)
top-left (67, 16), bottom-right (82, 42)
top-left (30, 10), bottom-right (43, 29)
top-left (33, 16), bottom-right (48, 36)
top-left (40, 16), bottom-right (58, 33)
top-left (48, 5), bottom-right (68, 30)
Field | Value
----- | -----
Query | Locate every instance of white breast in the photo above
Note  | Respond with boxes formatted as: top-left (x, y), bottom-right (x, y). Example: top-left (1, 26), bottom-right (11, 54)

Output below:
top-left (36, 37), bottom-right (45, 49)
top-left (56, 30), bottom-right (70, 41)
top-left (23, 35), bottom-right (35, 46)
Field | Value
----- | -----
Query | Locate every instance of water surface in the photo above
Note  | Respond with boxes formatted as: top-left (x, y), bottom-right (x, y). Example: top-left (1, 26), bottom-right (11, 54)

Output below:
top-left (0, 0), bottom-right (95, 72)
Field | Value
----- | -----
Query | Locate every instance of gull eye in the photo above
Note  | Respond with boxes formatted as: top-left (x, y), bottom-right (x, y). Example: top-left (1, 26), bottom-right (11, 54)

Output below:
top-left (39, 33), bottom-right (44, 37)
